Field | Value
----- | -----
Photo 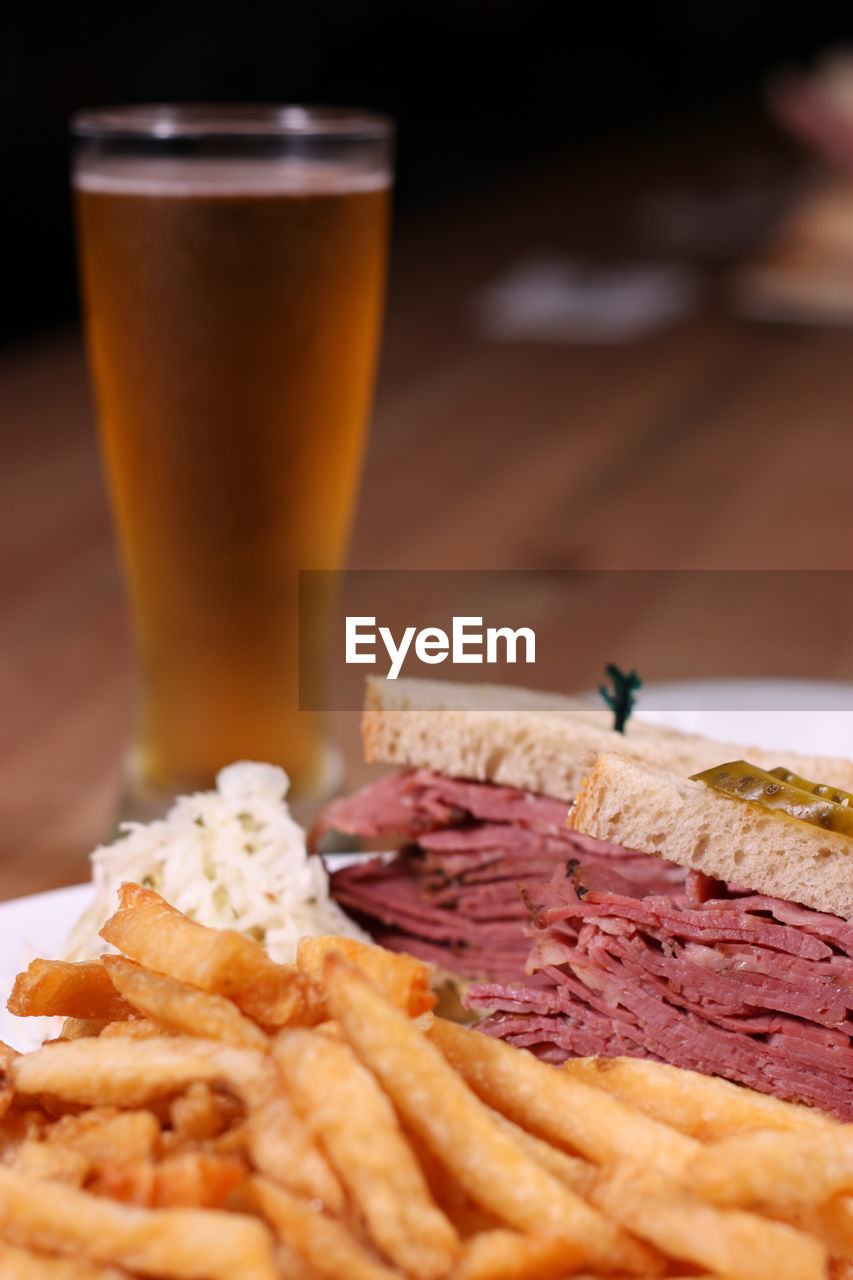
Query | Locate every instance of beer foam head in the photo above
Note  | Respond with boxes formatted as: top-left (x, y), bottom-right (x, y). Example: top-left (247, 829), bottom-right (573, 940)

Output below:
top-left (73, 155), bottom-right (391, 196)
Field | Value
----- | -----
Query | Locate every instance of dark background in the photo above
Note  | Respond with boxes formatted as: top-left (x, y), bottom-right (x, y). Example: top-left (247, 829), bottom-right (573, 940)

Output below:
top-left (5, 0), bottom-right (853, 345)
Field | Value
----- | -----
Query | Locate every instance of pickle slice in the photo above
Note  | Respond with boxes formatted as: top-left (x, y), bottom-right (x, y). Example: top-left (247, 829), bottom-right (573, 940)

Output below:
top-left (767, 766), bottom-right (853, 809)
top-left (690, 761), bottom-right (853, 836)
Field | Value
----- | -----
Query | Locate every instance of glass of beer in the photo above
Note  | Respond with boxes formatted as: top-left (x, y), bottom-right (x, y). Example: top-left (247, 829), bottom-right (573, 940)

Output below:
top-left (71, 105), bottom-right (392, 815)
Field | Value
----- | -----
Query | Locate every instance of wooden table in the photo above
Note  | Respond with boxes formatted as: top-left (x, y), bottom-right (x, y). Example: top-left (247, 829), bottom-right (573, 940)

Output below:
top-left (4, 112), bottom-right (853, 902)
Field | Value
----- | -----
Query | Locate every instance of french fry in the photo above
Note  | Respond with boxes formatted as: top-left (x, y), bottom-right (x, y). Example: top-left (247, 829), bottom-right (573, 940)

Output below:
top-left (203, 1119), bottom-right (250, 1162)
top-left (11, 1036), bottom-right (343, 1211)
top-left (11, 1036), bottom-right (271, 1108)
top-left (59, 1019), bottom-right (111, 1041)
top-left (453, 1228), bottom-right (588, 1280)
top-left (400, 1132), bottom-right (503, 1240)
top-left (147, 1152), bottom-right (243, 1210)
top-left (274, 1028), bottom-right (460, 1279)
top-left (46, 1109), bottom-right (160, 1167)
top-left (272, 1239), bottom-right (327, 1280)
top-left (169, 1083), bottom-right (237, 1142)
top-left (0, 1111), bottom-right (48, 1165)
top-left (689, 1128), bottom-right (853, 1208)
top-left (89, 1150), bottom-right (245, 1210)
top-left (13, 1139), bottom-right (89, 1186)
top-left (592, 1164), bottom-right (827, 1280)
top-left (322, 955), bottom-right (661, 1276)
top-left (798, 1195), bottom-right (853, 1260)
top-left (0, 1164), bottom-right (278, 1280)
top-left (7, 960), bottom-right (133, 1022)
top-left (296, 936), bottom-right (436, 1016)
top-left (99, 1019), bottom-right (172, 1040)
top-left (438, 1201), bottom-right (501, 1242)
top-left (245, 1090), bottom-right (345, 1215)
top-left (0, 1239), bottom-right (127, 1279)
top-left (100, 884), bottom-right (322, 1028)
top-left (156, 1043), bottom-right (345, 1212)
top-left (427, 1018), bottom-right (698, 1176)
top-left (249, 1175), bottom-right (403, 1280)
top-left (561, 1056), bottom-right (834, 1138)
top-left (101, 955), bottom-right (269, 1049)
top-left (486, 1110), bottom-right (595, 1196)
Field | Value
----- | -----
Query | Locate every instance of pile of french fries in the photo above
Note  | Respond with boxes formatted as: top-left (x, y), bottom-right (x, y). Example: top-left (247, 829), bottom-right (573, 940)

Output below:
top-left (0, 883), bottom-right (851, 1280)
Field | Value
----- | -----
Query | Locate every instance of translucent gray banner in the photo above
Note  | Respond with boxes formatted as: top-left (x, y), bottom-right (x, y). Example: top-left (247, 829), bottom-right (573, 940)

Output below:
top-left (299, 569), bottom-right (853, 712)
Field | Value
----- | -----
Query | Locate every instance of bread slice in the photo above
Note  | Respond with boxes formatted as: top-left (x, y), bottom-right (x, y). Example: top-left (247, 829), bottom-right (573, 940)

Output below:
top-left (569, 752), bottom-right (853, 919)
top-left (362, 676), bottom-right (853, 803)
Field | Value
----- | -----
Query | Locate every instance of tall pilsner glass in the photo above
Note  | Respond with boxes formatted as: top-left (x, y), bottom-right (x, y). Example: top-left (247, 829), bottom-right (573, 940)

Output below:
top-left (72, 105), bottom-right (392, 813)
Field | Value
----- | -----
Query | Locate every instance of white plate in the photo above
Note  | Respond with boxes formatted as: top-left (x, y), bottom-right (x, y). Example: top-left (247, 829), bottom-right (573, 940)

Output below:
top-left (4, 677), bottom-right (853, 1051)
top-left (631, 678), bottom-right (853, 759)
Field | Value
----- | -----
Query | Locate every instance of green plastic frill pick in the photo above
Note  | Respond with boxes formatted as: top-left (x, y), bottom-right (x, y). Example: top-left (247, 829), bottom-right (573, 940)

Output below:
top-left (599, 664), bottom-right (642, 734)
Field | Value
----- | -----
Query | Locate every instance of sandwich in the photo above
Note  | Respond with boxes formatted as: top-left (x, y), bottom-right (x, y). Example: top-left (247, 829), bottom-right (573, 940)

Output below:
top-left (467, 751), bottom-right (853, 1120)
top-left (313, 675), bottom-right (853, 990)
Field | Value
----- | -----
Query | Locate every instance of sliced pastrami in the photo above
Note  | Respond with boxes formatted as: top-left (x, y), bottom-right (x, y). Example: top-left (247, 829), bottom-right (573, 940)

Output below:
top-left (322, 770), bottom-right (681, 985)
top-left (312, 769), bottom-right (574, 845)
top-left (468, 864), bottom-right (853, 1120)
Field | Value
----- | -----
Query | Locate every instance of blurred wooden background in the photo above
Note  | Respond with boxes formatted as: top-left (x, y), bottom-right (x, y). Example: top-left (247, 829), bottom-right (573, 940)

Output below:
top-left (4, 110), bottom-right (853, 901)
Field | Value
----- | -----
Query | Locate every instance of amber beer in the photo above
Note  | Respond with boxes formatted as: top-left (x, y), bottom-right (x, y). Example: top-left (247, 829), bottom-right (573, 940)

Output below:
top-left (73, 109), bottom-right (391, 805)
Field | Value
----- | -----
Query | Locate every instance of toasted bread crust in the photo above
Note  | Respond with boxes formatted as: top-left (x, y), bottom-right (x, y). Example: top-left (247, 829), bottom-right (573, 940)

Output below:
top-left (361, 677), bottom-right (853, 805)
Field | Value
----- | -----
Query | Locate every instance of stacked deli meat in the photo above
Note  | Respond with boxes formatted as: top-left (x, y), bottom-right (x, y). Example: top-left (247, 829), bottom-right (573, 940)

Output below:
top-left (315, 769), bottom-right (684, 984)
top-left (466, 750), bottom-right (853, 1121)
top-left (466, 859), bottom-right (853, 1121)
top-left (321, 678), bottom-right (853, 1117)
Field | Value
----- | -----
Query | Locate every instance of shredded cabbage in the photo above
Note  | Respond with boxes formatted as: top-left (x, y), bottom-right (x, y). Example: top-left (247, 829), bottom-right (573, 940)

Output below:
top-left (65, 762), bottom-right (368, 962)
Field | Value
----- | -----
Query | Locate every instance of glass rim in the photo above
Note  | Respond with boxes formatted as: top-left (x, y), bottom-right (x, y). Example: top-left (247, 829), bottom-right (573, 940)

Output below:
top-left (70, 103), bottom-right (393, 143)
